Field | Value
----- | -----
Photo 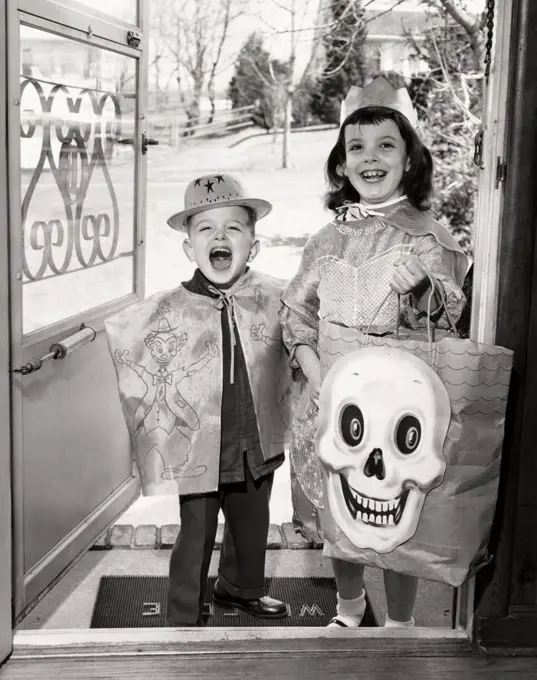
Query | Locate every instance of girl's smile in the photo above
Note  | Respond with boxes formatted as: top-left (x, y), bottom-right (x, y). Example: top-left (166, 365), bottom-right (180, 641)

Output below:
top-left (360, 169), bottom-right (388, 182)
top-left (341, 119), bottom-right (410, 205)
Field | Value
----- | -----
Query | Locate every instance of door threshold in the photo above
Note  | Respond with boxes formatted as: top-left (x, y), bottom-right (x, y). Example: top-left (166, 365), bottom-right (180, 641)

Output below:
top-left (12, 626), bottom-right (473, 659)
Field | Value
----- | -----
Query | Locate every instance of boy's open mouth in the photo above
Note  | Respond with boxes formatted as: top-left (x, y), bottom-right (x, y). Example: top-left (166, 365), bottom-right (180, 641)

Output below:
top-left (360, 170), bottom-right (387, 183)
top-left (209, 246), bottom-right (233, 271)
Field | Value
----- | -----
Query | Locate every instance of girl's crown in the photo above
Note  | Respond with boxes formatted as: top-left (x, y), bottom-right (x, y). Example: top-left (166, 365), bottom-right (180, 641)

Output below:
top-left (340, 76), bottom-right (419, 129)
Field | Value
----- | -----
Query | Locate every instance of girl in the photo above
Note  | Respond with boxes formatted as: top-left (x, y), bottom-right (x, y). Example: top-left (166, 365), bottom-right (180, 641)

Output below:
top-left (281, 76), bottom-right (468, 628)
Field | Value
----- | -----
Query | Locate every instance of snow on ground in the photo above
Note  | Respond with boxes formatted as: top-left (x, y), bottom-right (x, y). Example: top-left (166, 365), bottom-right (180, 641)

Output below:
top-left (23, 128), bottom-right (337, 332)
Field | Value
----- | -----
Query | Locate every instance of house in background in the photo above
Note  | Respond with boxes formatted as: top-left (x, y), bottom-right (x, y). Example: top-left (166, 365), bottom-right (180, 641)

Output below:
top-left (363, 7), bottom-right (436, 77)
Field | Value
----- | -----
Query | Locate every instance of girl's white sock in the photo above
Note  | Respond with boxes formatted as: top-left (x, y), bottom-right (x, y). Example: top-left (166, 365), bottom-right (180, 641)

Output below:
top-left (327, 590), bottom-right (366, 628)
top-left (384, 615), bottom-right (415, 628)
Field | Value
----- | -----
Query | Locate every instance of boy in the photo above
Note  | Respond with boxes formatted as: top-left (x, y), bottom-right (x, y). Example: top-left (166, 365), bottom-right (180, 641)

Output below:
top-left (105, 173), bottom-right (294, 626)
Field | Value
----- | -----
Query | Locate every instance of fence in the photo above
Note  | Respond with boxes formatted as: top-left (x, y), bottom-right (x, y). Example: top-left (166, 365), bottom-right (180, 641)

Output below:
top-left (146, 104), bottom-right (256, 147)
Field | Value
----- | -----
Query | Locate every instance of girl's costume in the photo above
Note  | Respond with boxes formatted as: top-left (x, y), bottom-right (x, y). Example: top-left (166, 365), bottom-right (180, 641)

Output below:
top-left (281, 197), bottom-right (468, 540)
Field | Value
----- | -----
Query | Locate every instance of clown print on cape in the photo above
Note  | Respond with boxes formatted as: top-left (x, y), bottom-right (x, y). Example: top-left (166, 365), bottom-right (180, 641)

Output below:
top-left (105, 270), bottom-right (299, 496)
top-left (317, 346), bottom-right (451, 553)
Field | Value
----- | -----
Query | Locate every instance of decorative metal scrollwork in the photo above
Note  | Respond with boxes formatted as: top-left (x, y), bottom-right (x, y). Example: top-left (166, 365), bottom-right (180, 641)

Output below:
top-left (20, 77), bottom-right (123, 282)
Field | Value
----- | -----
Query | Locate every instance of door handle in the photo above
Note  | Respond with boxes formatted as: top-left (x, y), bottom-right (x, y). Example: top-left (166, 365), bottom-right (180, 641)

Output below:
top-left (117, 133), bottom-right (159, 154)
top-left (473, 130), bottom-right (484, 169)
top-left (12, 324), bottom-right (96, 375)
top-left (142, 131), bottom-right (159, 155)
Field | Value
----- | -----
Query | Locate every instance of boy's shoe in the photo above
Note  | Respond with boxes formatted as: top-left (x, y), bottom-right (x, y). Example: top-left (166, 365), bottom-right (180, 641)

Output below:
top-left (212, 579), bottom-right (288, 619)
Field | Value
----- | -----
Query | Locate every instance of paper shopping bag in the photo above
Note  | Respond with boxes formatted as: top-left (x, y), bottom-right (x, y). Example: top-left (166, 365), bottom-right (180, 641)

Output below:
top-left (316, 318), bottom-right (513, 587)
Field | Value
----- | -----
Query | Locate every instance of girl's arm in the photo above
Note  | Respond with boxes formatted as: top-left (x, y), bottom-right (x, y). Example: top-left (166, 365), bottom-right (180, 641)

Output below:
top-left (280, 236), bottom-right (322, 404)
top-left (280, 236), bottom-right (321, 368)
top-left (294, 344), bottom-right (321, 405)
top-left (401, 236), bottom-right (467, 329)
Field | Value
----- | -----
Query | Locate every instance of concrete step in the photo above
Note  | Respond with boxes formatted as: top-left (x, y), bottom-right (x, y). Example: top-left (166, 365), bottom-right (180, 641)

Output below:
top-left (94, 522), bottom-right (322, 551)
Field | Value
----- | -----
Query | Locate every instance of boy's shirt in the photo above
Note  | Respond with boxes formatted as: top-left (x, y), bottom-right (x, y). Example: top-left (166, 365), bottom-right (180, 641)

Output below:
top-left (182, 268), bottom-right (284, 484)
top-left (105, 268), bottom-right (297, 496)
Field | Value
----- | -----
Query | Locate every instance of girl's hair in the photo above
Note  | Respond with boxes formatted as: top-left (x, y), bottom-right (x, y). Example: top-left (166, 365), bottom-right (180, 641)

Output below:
top-left (324, 106), bottom-right (433, 212)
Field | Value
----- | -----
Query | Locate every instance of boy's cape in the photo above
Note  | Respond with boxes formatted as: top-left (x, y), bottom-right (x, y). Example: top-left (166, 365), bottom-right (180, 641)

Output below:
top-left (105, 270), bottom-right (298, 496)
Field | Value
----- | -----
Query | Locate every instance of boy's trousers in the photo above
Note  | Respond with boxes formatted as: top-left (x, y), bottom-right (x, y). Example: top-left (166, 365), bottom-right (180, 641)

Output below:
top-left (166, 466), bottom-right (274, 626)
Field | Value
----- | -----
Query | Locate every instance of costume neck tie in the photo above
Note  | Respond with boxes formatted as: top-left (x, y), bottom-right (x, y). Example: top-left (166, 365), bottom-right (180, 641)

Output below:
top-left (208, 285), bottom-right (236, 384)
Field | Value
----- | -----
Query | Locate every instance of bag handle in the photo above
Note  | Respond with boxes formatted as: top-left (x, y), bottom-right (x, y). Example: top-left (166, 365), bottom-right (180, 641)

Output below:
top-left (364, 266), bottom-right (460, 346)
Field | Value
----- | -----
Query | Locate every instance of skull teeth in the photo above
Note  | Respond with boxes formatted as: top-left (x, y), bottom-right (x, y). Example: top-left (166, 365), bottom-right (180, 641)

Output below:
top-left (340, 476), bottom-right (409, 527)
top-left (353, 489), bottom-right (400, 515)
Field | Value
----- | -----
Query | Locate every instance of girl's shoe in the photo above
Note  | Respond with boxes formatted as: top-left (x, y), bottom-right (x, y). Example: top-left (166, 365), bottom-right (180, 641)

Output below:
top-left (384, 615), bottom-right (415, 628)
top-left (327, 615), bottom-right (361, 628)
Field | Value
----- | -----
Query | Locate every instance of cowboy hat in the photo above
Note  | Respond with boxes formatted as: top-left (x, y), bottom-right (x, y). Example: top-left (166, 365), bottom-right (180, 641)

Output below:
top-left (167, 173), bottom-right (272, 231)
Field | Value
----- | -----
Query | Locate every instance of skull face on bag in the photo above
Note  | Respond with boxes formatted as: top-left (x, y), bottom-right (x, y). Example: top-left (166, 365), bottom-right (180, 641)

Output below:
top-left (317, 346), bottom-right (451, 553)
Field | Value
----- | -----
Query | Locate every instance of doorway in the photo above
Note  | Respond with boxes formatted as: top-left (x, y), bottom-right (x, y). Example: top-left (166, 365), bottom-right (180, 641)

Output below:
top-left (3, 0), bottom-right (513, 652)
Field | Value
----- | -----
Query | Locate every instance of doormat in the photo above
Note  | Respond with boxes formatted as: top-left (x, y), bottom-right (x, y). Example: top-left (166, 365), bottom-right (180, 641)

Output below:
top-left (90, 575), bottom-right (377, 628)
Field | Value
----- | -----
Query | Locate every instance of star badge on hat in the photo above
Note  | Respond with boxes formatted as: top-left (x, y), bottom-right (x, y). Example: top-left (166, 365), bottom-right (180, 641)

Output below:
top-left (167, 173), bottom-right (272, 231)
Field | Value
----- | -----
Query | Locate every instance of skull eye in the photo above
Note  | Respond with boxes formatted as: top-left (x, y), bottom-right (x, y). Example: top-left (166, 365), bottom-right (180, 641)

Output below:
top-left (340, 404), bottom-right (364, 448)
top-left (395, 415), bottom-right (421, 454)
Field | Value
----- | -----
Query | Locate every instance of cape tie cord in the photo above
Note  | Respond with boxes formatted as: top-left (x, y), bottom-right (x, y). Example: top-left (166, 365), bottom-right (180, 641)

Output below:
top-left (336, 195), bottom-right (408, 221)
top-left (336, 204), bottom-right (385, 220)
top-left (208, 285), bottom-right (237, 384)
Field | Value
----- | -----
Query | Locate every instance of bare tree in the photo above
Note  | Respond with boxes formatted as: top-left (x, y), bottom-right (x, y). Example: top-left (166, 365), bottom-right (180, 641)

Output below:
top-left (206, 0), bottom-right (239, 123)
top-left (251, 0), bottom-right (306, 167)
top-left (251, 0), bottom-right (371, 167)
top-left (282, 0), bottom-right (298, 168)
top-left (148, 0), bottom-right (171, 112)
top-left (397, 0), bottom-right (487, 255)
top-left (251, 0), bottom-right (339, 167)
top-left (433, 0), bottom-right (484, 72)
top-left (150, 0), bottom-right (246, 134)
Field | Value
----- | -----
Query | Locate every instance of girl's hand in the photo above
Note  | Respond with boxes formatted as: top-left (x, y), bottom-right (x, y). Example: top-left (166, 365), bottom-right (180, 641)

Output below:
top-left (294, 344), bottom-right (321, 408)
top-left (307, 374), bottom-right (321, 408)
top-left (391, 255), bottom-right (441, 312)
top-left (390, 254), bottom-right (431, 295)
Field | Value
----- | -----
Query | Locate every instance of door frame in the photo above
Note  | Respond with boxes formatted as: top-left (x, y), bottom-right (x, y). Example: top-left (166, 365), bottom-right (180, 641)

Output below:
top-left (0, 0), bottom-right (12, 667)
top-left (448, 0), bottom-right (516, 639)
top-left (6, 0), bottom-right (147, 619)
top-left (473, 0), bottom-right (537, 650)
top-left (4, 0), bottom-right (527, 662)
top-left (470, 0), bottom-right (514, 345)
